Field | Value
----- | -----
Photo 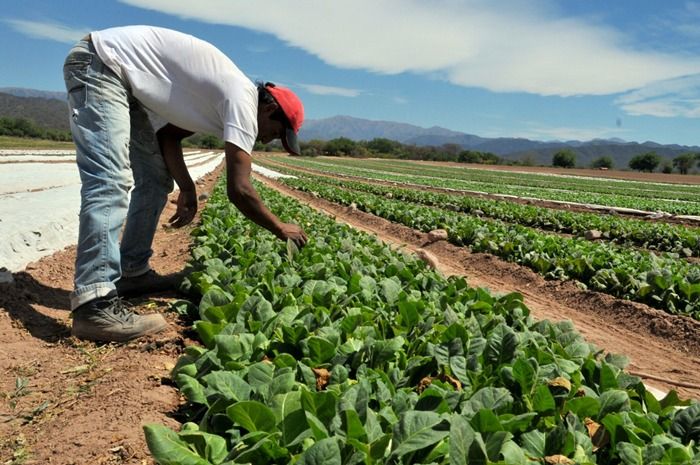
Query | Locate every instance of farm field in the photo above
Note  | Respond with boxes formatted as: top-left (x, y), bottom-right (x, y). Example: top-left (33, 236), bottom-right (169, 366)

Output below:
top-left (268, 156), bottom-right (700, 217)
top-left (1, 151), bottom-right (699, 464)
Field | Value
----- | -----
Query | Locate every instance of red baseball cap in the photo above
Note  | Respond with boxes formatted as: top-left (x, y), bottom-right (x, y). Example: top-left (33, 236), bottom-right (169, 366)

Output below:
top-left (266, 83), bottom-right (304, 155)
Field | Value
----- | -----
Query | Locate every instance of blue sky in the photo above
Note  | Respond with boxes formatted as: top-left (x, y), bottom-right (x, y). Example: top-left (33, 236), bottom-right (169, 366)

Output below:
top-left (2, 0), bottom-right (700, 146)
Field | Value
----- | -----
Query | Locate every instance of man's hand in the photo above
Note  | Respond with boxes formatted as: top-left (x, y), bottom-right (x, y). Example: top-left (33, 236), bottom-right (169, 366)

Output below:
top-left (169, 189), bottom-right (198, 227)
top-left (276, 222), bottom-right (308, 248)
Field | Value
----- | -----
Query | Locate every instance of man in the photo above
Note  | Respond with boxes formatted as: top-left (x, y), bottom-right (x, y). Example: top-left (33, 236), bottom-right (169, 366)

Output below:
top-left (63, 25), bottom-right (307, 342)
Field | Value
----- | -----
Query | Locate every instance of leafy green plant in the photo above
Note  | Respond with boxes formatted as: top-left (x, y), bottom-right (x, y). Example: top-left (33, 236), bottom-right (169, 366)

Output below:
top-left (145, 179), bottom-right (699, 464)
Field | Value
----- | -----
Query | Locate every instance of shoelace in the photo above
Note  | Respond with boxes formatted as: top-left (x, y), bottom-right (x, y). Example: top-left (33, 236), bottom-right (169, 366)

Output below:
top-left (102, 296), bottom-right (135, 322)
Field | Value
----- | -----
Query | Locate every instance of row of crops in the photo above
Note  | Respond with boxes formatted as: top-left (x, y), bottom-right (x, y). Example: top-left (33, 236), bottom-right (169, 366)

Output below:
top-left (270, 157), bottom-right (700, 216)
top-left (144, 178), bottom-right (700, 464)
top-left (256, 160), bottom-right (700, 257)
top-left (253, 160), bottom-right (700, 320)
top-left (314, 158), bottom-right (700, 202)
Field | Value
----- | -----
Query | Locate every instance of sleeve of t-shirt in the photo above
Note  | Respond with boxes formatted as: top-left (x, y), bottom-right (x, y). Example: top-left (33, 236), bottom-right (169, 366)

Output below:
top-left (221, 97), bottom-right (257, 155)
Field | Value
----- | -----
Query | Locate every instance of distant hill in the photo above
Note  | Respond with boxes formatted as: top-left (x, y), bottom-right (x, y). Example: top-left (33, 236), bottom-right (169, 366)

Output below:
top-left (300, 115), bottom-right (465, 142)
top-left (0, 87), bottom-right (67, 101)
top-left (0, 92), bottom-right (69, 132)
top-left (3, 89), bottom-right (699, 168)
top-left (301, 115), bottom-right (700, 167)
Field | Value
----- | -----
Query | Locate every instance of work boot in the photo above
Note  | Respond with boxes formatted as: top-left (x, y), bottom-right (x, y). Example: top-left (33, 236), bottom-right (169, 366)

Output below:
top-left (115, 270), bottom-right (183, 298)
top-left (71, 293), bottom-right (168, 342)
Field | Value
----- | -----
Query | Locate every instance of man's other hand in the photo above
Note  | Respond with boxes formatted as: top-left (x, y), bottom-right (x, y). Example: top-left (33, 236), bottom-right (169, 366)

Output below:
top-left (169, 189), bottom-right (198, 227)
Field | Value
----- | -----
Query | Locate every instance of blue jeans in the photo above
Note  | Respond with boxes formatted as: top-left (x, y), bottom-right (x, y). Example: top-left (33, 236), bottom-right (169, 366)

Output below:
top-left (63, 38), bottom-right (174, 311)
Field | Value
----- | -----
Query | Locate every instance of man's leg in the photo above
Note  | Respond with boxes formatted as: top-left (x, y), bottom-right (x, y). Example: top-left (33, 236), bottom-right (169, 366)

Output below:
top-left (64, 37), bottom-right (167, 341)
top-left (119, 102), bottom-right (174, 278)
top-left (64, 38), bottom-right (132, 309)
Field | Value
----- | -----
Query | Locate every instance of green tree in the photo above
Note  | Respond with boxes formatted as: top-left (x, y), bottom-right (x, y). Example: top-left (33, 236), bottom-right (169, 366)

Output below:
top-left (673, 153), bottom-right (696, 174)
top-left (661, 162), bottom-right (673, 174)
top-left (325, 137), bottom-right (358, 156)
top-left (552, 149), bottom-right (576, 168)
top-left (299, 139), bottom-right (326, 157)
top-left (629, 152), bottom-right (661, 172)
top-left (458, 150), bottom-right (482, 163)
top-left (591, 156), bottom-right (613, 169)
top-left (365, 138), bottom-right (401, 155)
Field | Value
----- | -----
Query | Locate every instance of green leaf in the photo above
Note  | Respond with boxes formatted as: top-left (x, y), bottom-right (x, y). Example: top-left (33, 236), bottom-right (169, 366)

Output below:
top-left (659, 390), bottom-right (692, 409)
top-left (465, 387), bottom-right (514, 415)
top-left (520, 429), bottom-right (545, 457)
top-left (271, 391), bottom-right (310, 447)
top-left (470, 409), bottom-right (503, 434)
top-left (226, 400), bottom-right (277, 433)
top-left (342, 408), bottom-right (368, 442)
top-left (599, 362), bottom-right (619, 391)
top-left (179, 428), bottom-right (228, 465)
top-left (143, 424), bottom-right (211, 465)
top-left (449, 414), bottom-right (475, 465)
top-left (202, 371), bottom-right (251, 402)
top-left (564, 397), bottom-right (600, 418)
top-left (304, 336), bottom-right (336, 364)
top-left (246, 362), bottom-right (274, 396)
top-left (301, 389), bottom-right (337, 426)
top-left (286, 238), bottom-right (299, 262)
top-left (369, 434), bottom-right (392, 461)
top-left (669, 403), bottom-right (700, 443)
top-left (379, 277), bottom-right (402, 305)
top-left (398, 297), bottom-right (421, 328)
top-left (176, 374), bottom-right (207, 405)
top-left (512, 357), bottom-right (537, 395)
top-left (484, 324), bottom-right (518, 367)
top-left (499, 440), bottom-right (527, 465)
top-left (296, 438), bottom-right (341, 465)
top-left (598, 390), bottom-right (630, 419)
top-left (617, 442), bottom-right (644, 465)
top-left (532, 384), bottom-right (556, 414)
top-left (391, 411), bottom-right (449, 458)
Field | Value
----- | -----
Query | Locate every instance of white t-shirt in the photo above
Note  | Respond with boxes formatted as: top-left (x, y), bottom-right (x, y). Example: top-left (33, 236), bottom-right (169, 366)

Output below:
top-left (92, 25), bottom-right (258, 153)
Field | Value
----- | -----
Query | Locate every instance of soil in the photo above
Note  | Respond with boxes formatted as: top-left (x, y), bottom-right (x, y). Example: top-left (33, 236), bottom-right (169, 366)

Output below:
top-left (1, 156), bottom-right (699, 465)
top-left (0, 165), bottom-right (223, 465)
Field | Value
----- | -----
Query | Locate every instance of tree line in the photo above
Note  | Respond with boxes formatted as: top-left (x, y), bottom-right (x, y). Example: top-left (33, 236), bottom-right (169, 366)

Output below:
top-left (0, 117), bottom-right (72, 141)
top-left (299, 137), bottom-right (503, 164)
top-left (551, 148), bottom-right (700, 174)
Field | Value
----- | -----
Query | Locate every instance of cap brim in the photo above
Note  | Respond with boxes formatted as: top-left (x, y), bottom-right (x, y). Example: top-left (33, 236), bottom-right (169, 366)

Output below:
top-left (281, 127), bottom-right (301, 156)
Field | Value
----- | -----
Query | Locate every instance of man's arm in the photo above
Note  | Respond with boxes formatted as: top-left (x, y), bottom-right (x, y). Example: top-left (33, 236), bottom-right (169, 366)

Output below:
top-left (156, 123), bottom-right (196, 227)
top-left (225, 142), bottom-right (307, 247)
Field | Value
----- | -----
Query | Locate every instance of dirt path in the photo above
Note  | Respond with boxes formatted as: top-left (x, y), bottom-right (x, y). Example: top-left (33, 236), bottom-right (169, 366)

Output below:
top-left (0, 166), bottom-right (223, 465)
top-left (257, 174), bottom-right (700, 400)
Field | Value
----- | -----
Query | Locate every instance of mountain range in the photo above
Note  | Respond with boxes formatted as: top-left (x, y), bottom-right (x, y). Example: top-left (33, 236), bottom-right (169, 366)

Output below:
top-left (2, 88), bottom-right (698, 167)
top-left (300, 115), bottom-right (700, 167)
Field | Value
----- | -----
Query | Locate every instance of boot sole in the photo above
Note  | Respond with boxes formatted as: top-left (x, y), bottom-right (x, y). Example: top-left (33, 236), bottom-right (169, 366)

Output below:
top-left (71, 320), bottom-right (169, 343)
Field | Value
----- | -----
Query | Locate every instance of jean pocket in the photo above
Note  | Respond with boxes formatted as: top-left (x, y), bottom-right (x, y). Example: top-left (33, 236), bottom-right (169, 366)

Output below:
top-left (67, 83), bottom-right (87, 109)
top-left (63, 51), bottom-right (92, 110)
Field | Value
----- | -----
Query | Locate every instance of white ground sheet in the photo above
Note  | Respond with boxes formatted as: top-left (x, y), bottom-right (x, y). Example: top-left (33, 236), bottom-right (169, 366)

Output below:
top-left (0, 150), bottom-right (223, 272)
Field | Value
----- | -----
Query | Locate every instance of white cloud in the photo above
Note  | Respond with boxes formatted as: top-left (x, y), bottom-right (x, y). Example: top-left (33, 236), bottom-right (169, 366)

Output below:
top-left (616, 74), bottom-right (700, 118)
top-left (119, 0), bottom-right (700, 97)
top-left (5, 19), bottom-right (89, 44)
top-left (298, 83), bottom-right (362, 97)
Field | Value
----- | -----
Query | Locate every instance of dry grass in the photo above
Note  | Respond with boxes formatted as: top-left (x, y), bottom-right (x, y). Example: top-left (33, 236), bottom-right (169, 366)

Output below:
top-left (0, 136), bottom-right (75, 150)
